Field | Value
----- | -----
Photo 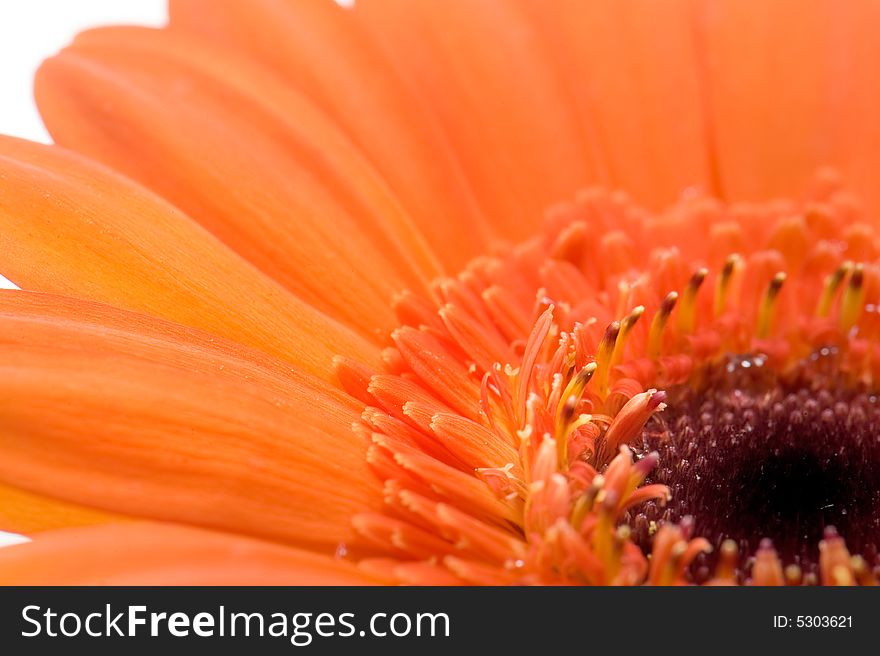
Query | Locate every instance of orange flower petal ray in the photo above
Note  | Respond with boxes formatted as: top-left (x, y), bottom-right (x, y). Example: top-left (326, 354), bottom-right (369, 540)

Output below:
top-left (0, 291), bottom-right (382, 550)
top-left (696, 0), bottom-right (880, 215)
top-left (36, 29), bottom-right (436, 337)
top-left (167, 0), bottom-right (494, 270)
top-left (518, 0), bottom-right (717, 205)
top-left (0, 522), bottom-right (384, 585)
top-left (353, 0), bottom-right (600, 241)
top-left (0, 482), bottom-right (127, 534)
top-left (0, 136), bottom-right (381, 380)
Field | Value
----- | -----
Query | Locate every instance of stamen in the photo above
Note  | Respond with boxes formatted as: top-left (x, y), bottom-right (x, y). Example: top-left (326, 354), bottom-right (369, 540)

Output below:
top-left (714, 254), bottom-right (741, 318)
top-left (756, 271), bottom-right (786, 339)
top-left (594, 321), bottom-right (621, 398)
top-left (555, 362), bottom-right (597, 467)
top-left (840, 263), bottom-right (865, 332)
top-left (609, 305), bottom-right (645, 370)
top-left (711, 539), bottom-right (739, 584)
top-left (752, 539), bottom-right (785, 585)
top-left (556, 362), bottom-right (597, 424)
top-left (819, 526), bottom-right (855, 586)
top-left (676, 268), bottom-right (708, 337)
top-left (815, 260), bottom-right (852, 318)
top-left (648, 292), bottom-right (678, 357)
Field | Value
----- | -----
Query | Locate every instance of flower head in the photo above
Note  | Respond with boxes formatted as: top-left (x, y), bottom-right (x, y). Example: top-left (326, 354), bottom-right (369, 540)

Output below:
top-left (1, 0), bottom-right (879, 586)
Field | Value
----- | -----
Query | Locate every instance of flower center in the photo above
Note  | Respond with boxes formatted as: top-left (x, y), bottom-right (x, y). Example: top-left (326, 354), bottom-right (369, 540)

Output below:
top-left (636, 350), bottom-right (880, 580)
top-left (338, 171), bottom-right (880, 584)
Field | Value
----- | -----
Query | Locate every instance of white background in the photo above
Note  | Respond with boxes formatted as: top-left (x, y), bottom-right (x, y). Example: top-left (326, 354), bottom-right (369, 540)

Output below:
top-left (0, 1), bottom-right (166, 548)
top-left (0, 0), bottom-right (166, 142)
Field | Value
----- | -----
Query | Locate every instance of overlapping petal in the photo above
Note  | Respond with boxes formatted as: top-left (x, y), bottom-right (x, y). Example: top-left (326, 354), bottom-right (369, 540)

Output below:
top-left (35, 26), bottom-right (440, 336)
top-left (0, 291), bottom-right (382, 550)
top-left (0, 522), bottom-right (383, 585)
top-left (0, 482), bottom-right (124, 534)
top-left (518, 0), bottom-right (717, 205)
top-left (353, 0), bottom-right (599, 241)
top-left (0, 136), bottom-right (380, 380)
top-left (168, 0), bottom-right (493, 269)
top-left (695, 0), bottom-right (880, 214)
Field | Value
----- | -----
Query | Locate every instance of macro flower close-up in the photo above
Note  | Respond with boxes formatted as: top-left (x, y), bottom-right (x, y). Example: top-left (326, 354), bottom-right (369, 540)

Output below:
top-left (1, 0), bottom-right (880, 587)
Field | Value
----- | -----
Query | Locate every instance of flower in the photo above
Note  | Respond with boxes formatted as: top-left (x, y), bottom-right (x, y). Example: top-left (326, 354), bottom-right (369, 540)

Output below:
top-left (1, 0), bottom-right (879, 585)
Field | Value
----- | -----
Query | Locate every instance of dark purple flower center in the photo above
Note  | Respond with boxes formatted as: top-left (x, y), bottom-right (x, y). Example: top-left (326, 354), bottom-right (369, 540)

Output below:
top-left (632, 349), bottom-right (880, 579)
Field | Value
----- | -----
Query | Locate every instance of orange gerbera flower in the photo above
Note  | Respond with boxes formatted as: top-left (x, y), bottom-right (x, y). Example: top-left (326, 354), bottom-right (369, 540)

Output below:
top-left (1, 0), bottom-right (879, 586)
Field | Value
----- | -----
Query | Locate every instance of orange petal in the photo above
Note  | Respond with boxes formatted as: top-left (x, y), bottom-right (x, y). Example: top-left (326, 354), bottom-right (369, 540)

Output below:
top-left (0, 522), bottom-right (384, 585)
top-left (36, 28), bottom-right (436, 337)
top-left (353, 0), bottom-right (599, 240)
top-left (695, 0), bottom-right (827, 202)
top-left (0, 482), bottom-right (125, 533)
top-left (169, 0), bottom-right (493, 270)
top-left (820, 1), bottom-right (880, 218)
top-left (518, 0), bottom-right (716, 206)
top-left (0, 291), bottom-right (381, 550)
top-left (0, 136), bottom-right (380, 381)
top-left (696, 0), bottom-right (880, 213)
